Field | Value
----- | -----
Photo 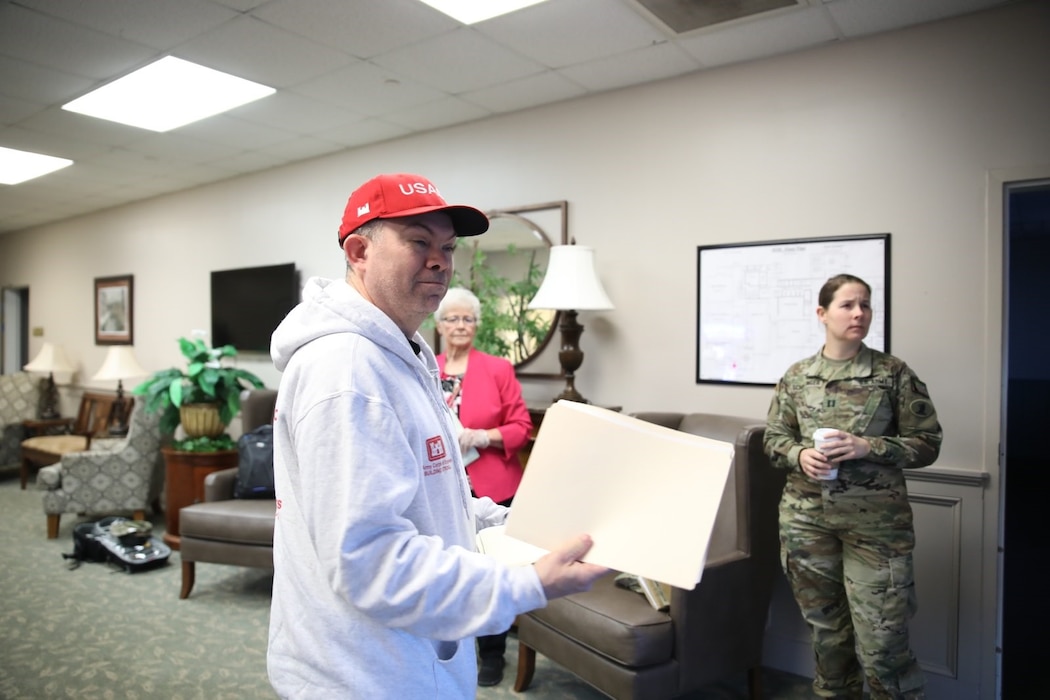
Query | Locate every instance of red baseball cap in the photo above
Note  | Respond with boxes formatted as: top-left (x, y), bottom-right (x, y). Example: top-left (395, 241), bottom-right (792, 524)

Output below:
top-left (337, 173), bottom-right (489, 246)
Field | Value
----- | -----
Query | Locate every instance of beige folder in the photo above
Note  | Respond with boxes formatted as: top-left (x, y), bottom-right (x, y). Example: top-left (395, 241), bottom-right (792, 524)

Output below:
top-left (503, 401), bottom-right (733, 589)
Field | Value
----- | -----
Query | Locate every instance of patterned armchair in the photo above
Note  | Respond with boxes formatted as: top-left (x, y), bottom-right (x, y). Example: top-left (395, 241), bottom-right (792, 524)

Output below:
top-left (0, 372), bottom-right (40, 468)
top-left (38, 397), bottom-right (164, 538)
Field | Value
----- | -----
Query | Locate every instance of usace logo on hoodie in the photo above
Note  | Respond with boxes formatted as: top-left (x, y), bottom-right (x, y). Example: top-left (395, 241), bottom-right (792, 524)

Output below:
top-left (424, 435), bottom-right (453, 477)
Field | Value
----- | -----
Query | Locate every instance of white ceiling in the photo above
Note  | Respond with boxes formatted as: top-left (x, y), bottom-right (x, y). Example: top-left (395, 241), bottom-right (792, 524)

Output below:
top-left (0, 0), bottom-right (1012, 235)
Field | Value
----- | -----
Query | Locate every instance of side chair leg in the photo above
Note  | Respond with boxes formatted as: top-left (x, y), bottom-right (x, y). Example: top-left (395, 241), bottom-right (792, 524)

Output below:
top-left (748, 666), bottom-right (763, 700)
top-left (514, 638), bottom-right (536, 692)
top-left (179, 560), bottom-right (196, 599)
top-left (46, 514), bottom-right (60, 539)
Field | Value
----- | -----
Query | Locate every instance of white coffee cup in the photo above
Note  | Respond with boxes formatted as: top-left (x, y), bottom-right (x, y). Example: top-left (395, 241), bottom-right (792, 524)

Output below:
top-left (812, 428), bottom-right (839, 480)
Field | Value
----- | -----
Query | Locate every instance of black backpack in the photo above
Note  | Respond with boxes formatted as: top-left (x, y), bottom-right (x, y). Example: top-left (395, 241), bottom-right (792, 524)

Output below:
top-left (64, 521), bottom-right (110, 568)
top-left (63, 517), bottom-right (171, 573)
top-left (234, 424), bottom-right (275, 499)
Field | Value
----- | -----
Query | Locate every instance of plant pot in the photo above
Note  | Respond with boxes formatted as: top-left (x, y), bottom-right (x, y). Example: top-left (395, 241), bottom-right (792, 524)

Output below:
top-left (180, 403), bottom-right (226, 438)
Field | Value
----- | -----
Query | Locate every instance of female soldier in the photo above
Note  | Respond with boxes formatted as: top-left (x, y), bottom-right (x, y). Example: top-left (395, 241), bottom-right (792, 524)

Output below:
top-left (764, 273), bottom-right (942, 700)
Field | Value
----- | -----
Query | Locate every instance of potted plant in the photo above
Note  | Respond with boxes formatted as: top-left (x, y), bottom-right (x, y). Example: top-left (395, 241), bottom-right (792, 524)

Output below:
top-left (132, 337), bottom-right (266, 451)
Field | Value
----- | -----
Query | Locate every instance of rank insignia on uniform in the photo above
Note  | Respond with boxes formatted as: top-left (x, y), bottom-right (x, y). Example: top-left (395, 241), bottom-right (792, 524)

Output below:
top-left (911, 377), bottom-right (930, 396)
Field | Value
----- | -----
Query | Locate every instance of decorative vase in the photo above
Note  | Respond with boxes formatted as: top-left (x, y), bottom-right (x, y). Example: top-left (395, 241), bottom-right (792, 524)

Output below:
top-left (180, 403), bottom-right (226, 438)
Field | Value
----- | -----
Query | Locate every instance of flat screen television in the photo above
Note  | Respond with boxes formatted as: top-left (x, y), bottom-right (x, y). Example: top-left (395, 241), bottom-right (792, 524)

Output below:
top-left (211, 263), bottom-right (299, 353)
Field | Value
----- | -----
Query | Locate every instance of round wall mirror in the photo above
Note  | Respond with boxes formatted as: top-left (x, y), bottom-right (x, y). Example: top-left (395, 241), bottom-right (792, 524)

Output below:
top-left (438, 201), bottom-right (567, 374)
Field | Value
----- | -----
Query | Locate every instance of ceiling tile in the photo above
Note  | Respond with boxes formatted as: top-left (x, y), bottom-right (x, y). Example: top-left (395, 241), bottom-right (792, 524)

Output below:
top-left (0, 94), bottom-right (44, 127)
top-left (477, 0), bottom-right (670, 68)
top-left (558, 41), bottom-right (702, 91)
top-left (15, 0), bottom-right (238, 50)
top-left (462, 71), bottom-right (588, 113)
top-left (0, 4), bottom-right (155, 80)
top-left (677, 6), bottom-right (839, 67)
top-left (315, 118), bottom-right (412, 149)
top-left (175, 113), bottom-right (299, 150)
top-left (372, 27), bottom-right (545, 94)
top-left (823, 0), bottom-right (1009, 37)
top-left (382, 95), bottom-right (492, 131)
top-left (176, 14), bottom-right (357, 88)
top-left (16, 107), bottom-right (146, 149)
top-left (228, 92), bottom-right (365, 135)
top-left (256, 135), bottom-right (348, 162)
top-left (292, 61), bottom-right (447, 116)
top-left (0, 56), bottom-right (95, 106)
top-left (121, 131), bottom-right (243, 165)
top-left (252, 0), bottom-right (459, 57)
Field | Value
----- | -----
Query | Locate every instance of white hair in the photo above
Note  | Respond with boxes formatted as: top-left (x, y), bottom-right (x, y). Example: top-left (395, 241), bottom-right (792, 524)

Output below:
top-left (436, 287), bottom-right (481, 324)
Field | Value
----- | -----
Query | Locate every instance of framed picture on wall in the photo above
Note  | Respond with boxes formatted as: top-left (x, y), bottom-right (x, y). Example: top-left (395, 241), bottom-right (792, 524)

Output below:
top-left (94, 274), bottom-right (134, 345)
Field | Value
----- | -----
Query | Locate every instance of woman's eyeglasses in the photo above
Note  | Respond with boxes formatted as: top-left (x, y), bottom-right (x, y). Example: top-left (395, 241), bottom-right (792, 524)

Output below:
top-left (441, 316), bottom-right (477, 326)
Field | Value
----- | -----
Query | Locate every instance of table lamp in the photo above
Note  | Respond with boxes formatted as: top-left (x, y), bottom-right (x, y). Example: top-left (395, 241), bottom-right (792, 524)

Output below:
top-left (527, 244), bottom-right (613, 404)
top-left (23, 342), bottom-right (75, 419)
top-left (92, 345), bottom-right (149, 436)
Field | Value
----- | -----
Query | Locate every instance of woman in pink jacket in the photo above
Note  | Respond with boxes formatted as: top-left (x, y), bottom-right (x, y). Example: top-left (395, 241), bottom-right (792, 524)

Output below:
top-left (435, 286), bottom-right (533, 685)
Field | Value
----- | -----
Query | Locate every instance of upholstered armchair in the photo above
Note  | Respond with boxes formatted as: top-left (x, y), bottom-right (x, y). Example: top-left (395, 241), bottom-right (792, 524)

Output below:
top-left (178, 389), bottom-right (277, 599)
top-left (37, 397), bottom-right (164, 538)
top-left (0, 372), bottom-right (40, 469)
top-left (513, 412), bottom-right (787, 700)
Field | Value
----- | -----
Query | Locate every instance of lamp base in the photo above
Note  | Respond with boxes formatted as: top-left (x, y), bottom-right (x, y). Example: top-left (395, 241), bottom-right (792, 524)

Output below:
top-left (553, 310), bottom-right (590, 405)
top-left (552, 387), bottom-right (589, 404)
top-left (108, 380), bottom-right (130, 437)
top-left (39, 374), bottom-right (61, 420)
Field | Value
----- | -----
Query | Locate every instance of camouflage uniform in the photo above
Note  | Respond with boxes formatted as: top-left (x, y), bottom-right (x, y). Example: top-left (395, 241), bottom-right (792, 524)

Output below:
top-left (764, 344), bottom-right (942, 700)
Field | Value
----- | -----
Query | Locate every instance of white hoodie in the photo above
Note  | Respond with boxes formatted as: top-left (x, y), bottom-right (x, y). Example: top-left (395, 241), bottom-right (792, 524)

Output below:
top-left (266, 277), bottom-right (546, 699)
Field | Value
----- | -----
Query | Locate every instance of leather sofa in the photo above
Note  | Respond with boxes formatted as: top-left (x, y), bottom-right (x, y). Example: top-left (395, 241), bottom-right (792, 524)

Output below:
top-left (178, 389), bottom-right (277, 599)
top-left (513, 412), bottom-right (787, 700)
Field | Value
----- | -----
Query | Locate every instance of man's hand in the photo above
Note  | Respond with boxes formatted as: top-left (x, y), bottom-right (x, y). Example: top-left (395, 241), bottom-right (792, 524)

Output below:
top-left (533, 534), bottom-right (609, 600)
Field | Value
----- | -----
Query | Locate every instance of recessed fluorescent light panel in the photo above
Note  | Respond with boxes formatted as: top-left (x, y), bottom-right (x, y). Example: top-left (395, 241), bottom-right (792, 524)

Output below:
top-left (418, 0), bottom-right (549, 24)
top-left (0, 146), bottom-right (73, 185)
top-left (62, 56), bottom-right (276, 132)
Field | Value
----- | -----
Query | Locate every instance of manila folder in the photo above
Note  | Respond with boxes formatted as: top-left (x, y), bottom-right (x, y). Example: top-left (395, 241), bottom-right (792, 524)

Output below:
top-left (504, 401), bottom-right (733, 590)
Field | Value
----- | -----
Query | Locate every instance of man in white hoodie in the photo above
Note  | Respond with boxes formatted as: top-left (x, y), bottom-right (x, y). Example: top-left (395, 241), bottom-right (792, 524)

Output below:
top-left (266, 173), bottom-right (607, 698)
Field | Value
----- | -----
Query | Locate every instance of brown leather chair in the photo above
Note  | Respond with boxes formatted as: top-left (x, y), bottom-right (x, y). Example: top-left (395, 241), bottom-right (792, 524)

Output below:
top-left (514, 412), bottom-right (787, 700)
top-left (178, 389), bottom-right (277, 599)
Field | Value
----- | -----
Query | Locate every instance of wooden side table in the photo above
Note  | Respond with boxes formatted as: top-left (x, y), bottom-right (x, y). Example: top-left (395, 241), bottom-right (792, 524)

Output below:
top-left (23, 417), bottom-right (75, 436)
top-left (161, 447), bottom-right (238, 550)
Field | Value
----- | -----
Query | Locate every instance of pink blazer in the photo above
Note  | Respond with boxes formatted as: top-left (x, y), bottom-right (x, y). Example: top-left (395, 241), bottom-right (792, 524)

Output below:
top-left (437, 348), bottom-right (533, 503)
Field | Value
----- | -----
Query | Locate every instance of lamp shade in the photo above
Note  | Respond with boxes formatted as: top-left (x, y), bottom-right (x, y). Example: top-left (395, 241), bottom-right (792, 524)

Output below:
top-left (24, 342), bottom-right (75, 374)
top-left (527, 245), bottom-right (614, 311)
top-left (92, 345), bottom-right (149, 382)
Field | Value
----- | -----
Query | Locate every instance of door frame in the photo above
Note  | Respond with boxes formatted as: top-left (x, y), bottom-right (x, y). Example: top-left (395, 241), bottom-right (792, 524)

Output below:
top-left (984, 165), bottom-right (1050, 697)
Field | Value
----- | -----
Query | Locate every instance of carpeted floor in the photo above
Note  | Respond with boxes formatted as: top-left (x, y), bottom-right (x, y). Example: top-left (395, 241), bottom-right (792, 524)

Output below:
top-left (0, 467), bottom-right (812, 698)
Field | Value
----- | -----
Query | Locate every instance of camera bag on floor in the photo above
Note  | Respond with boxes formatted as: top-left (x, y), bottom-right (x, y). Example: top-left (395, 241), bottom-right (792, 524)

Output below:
top-left (63, 516), bottom-right (171, 573)
top-left (234, 423), bottom-right (275, 499)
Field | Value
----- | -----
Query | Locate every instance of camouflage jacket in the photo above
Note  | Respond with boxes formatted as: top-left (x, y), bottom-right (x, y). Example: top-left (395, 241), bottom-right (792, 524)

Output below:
top-left (764, 344), bottom-right (942, 492)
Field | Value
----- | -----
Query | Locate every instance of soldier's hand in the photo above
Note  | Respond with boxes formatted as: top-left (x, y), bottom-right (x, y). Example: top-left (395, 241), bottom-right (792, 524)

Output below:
top-left (533, 534), bottom-right (608, 600)
top-left (799, 447), bottom-right (836, 479)
top-left (819, 433), bottom-right (872, 462)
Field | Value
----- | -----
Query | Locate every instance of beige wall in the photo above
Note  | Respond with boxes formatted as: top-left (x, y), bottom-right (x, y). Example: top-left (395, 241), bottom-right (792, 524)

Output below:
top-left (1, 2), bottom-right (1048, 693)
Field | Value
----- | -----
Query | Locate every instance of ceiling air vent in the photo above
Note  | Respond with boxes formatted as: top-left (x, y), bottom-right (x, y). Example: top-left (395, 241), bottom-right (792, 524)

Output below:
top-left (634, 0), bottom-right (802, 35)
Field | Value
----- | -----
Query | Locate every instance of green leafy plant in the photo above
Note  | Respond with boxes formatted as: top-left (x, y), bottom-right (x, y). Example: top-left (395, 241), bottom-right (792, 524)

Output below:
top-left (451, 243), bottom-right (550, 363)
top-left (131, 337), bottom-right (266, 435)
top-left (171, 434), bottom-right (237, 452)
